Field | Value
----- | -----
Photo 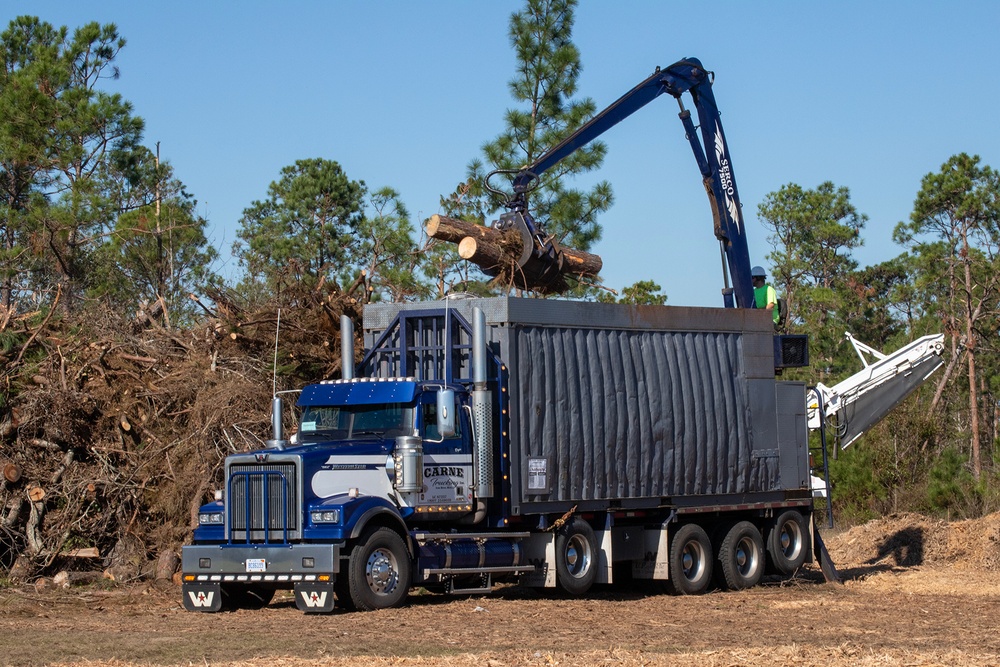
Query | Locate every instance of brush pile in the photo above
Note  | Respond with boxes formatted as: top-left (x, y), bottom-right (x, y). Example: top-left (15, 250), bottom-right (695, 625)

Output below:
top-left (0, 281), bottom-right (363, 583)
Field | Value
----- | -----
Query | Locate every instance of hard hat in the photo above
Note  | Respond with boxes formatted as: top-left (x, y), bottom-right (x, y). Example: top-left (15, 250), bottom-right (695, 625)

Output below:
top-left (751, 266), bottom-right (766, 277)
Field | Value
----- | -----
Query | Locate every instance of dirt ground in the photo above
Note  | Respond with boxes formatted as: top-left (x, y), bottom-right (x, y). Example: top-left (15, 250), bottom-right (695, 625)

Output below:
top-left (2, 512), bottom-right (999, 667)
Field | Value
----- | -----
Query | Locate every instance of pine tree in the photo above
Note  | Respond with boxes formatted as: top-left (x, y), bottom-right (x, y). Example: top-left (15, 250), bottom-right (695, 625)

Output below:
top-left (233, 158), bottom-right (366, 301)
top-left (0, 16), bottom-right (145, 312)
top-left (477, 0), bottom-right (612, 260)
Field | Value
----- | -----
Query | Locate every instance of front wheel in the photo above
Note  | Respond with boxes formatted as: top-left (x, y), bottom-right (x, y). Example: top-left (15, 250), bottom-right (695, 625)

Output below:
top-left (555, 517), bottom-right (598, 595)
top-left (345, 527), bottom-right (412, 611)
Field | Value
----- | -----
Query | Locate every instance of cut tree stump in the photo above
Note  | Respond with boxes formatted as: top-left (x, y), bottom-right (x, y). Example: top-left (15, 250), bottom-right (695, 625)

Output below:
top-left (3, 463), bottom-right (20, 484)
top-left (155, 550), bottom-right (179, 581)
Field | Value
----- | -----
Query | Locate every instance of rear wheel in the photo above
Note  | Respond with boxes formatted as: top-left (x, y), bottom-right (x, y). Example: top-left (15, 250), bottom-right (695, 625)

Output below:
top-left (555, 517), bottom-right (598, 595)
top-left (668, 523), bottom-right (712, 595)
top-left (767, 510), bottom-right (808, 575)
top-left (717, 521), bottom-right (764, 590)
top-left (345, 526), bottom-right (412, 611)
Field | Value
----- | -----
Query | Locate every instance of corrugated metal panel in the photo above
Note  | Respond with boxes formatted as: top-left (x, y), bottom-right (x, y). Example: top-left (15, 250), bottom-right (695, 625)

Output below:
top-left (362, 296), bottom-right (807, 513)
top-left (509, 325), bottom-right (758, 503)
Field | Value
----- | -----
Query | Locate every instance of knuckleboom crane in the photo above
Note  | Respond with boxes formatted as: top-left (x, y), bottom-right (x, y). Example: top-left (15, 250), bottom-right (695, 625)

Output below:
top-left (487, 57), bottom-right (753, 307)
top-left (488, 56), bottom-right (946, 454)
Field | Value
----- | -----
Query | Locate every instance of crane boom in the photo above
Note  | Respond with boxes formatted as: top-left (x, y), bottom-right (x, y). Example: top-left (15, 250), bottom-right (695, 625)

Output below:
top-left (495, 57), bottom-right (753, 307)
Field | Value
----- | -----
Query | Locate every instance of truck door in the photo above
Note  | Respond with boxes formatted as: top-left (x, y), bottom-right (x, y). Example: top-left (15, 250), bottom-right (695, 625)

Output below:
top-left (417, 392), bottom-right (474, 513)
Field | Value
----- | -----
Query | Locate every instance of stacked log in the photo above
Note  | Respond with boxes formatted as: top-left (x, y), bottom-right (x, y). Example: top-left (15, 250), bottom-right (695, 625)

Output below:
top-left (425, 214), bottom-right (603, 292)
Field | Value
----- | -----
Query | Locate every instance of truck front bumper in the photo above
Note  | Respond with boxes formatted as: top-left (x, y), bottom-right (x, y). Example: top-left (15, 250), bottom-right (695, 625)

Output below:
top-left (181, 542), bottom-right (344, 612)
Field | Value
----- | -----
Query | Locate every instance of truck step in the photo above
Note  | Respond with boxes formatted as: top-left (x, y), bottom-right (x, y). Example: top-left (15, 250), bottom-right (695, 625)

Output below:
top-left (412, 531), bottom-right (531, 542)
top-left (421, 564), bottom-right (535, 577)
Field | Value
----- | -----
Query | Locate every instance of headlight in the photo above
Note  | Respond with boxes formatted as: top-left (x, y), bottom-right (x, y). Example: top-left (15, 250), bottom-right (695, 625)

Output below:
top-left (199, 512), bottom-right (224, 525)
top-left (310, 509), bottom-right (341, 524)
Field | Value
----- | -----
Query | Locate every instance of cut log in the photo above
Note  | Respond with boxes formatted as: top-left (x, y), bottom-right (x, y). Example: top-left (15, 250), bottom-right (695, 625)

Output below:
top-left (27, 486), bottom-right (45, 502)
top-left (430, 214), bottom-right (603, 291)
top-left (64, 547), bottom-right (100, 559)
top-left (458, 231), bottom-right (603, 279)
top-left (53, 570), bottom-right (104, 588)
top-left (458, 236), bottom-right (510, 272)
top-left (155, 549), bottom-right (180, 581)
top-left (426, 214), bottom-right (493, 243)
top-left (559, 246), bottom-right (603, 276)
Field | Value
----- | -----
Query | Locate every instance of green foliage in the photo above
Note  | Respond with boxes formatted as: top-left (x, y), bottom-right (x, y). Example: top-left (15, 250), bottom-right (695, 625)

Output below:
top-left (0, 16), bottom-right (146, 311)
top-left (353, 187), bottom-right (428, 303)
top-left (596, 279), bottom-right (667, 305)
top-left (233, 158), bottom-right (366, 300)
top-left (429, 172), bottom-right (495, 296)
top-left (827, 444), bottom-right (887, 524)
top-left (927, 447), bottom-right (977, 515)
top-left (0, 15), bottom-right (223, 325)
top-left (473, 0), bottom-right (612, 290)
top-left (757, 181), bottom-right (868, 382)
top-left (893, 153), bottom-right (1000, 480)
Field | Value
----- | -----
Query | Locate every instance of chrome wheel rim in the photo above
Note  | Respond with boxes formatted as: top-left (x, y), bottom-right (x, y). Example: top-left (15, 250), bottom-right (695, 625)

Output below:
top-left (680, 540), bottom-right (706, 582)
top-left (565, 534), bottom-right (592, 578)
top-left (366, 548), bottom-right (399, 595)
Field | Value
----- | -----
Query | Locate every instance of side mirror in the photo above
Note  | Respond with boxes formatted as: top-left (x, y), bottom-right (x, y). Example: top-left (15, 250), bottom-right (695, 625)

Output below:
top-left (437, 389), bottom-right (456, 438)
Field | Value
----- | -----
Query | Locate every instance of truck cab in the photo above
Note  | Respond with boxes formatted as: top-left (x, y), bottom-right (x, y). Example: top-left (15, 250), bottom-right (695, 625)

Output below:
top-left (183, 377), bottom-right (489, 612)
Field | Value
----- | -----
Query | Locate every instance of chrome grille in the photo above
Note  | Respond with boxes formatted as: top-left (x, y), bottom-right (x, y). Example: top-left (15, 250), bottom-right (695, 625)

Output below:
top-left (228, 462), bottom-right (298, 541)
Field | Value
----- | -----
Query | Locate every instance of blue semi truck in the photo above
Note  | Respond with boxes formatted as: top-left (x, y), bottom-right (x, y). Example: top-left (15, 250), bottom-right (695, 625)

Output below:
top-left (182, 297), bottom-right (819, 612)
top-left (180, 57), bottom-right (943, 612)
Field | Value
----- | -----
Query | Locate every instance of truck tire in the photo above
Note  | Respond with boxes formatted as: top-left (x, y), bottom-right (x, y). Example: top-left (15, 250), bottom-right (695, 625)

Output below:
top-left (221, 585), bottom-right (274, 610)
top-left (717, 521), bottom-right (764, 590)
top-left (345, 526), bottom-right (412, 611)
top-left (668, 523), bottom-right (712, 595)
top-left (767, 510), bottom-right (808, 575)
top-left (333, 573), bottom-right (356, 612)
top-left (555, 517), bottom-right (598, 595)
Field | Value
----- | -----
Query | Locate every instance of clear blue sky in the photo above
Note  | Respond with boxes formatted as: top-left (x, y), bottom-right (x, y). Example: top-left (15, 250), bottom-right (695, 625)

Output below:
top-left (15, 1), bottom-right (1000, 307)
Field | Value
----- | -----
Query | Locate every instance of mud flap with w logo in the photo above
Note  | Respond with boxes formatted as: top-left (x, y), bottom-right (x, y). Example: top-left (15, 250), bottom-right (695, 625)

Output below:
top-left (182, 583), bottom-right (223, 612)
top-left (294, 581), bottom-right (336, 613)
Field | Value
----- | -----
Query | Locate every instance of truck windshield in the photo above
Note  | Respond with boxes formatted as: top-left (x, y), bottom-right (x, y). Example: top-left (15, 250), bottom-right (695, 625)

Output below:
top-left (299, 403), bottom-right (412, 440)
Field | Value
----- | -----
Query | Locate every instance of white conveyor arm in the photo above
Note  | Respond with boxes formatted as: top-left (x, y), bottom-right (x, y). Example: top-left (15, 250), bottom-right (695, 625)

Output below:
top-left (807, 333), bottom-right (945, 449)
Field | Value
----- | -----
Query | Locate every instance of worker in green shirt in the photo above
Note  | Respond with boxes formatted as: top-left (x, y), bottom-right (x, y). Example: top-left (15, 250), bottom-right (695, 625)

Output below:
top-left (751, 266), bottom-right (780, 326)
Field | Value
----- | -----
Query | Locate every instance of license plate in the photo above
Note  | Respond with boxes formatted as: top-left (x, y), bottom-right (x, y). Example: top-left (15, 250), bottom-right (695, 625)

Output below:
top-left (246, 558), bottom-right (267, 573)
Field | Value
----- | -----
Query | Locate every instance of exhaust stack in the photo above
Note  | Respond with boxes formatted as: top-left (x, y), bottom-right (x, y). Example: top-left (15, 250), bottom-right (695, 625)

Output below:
top-left (341, 315), bottom-right (355, 380)
top-left (471, 308), bottom-right (494, 498)
top-left (265, 396), bottom-right (287, 450)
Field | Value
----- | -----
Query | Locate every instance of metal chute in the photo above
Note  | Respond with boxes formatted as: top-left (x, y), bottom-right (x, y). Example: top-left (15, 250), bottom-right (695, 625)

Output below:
top-left (808, 333), bottom-right (945, 449)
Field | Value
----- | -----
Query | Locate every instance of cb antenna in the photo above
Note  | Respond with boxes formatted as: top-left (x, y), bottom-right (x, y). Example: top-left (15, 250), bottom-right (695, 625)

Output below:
top-left (272, 308), bottom-right (281, 397)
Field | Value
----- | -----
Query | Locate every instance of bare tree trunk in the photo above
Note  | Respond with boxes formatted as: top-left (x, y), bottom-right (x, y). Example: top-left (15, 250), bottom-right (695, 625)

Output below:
top-left (963, 230), bottom-right (981, 480)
